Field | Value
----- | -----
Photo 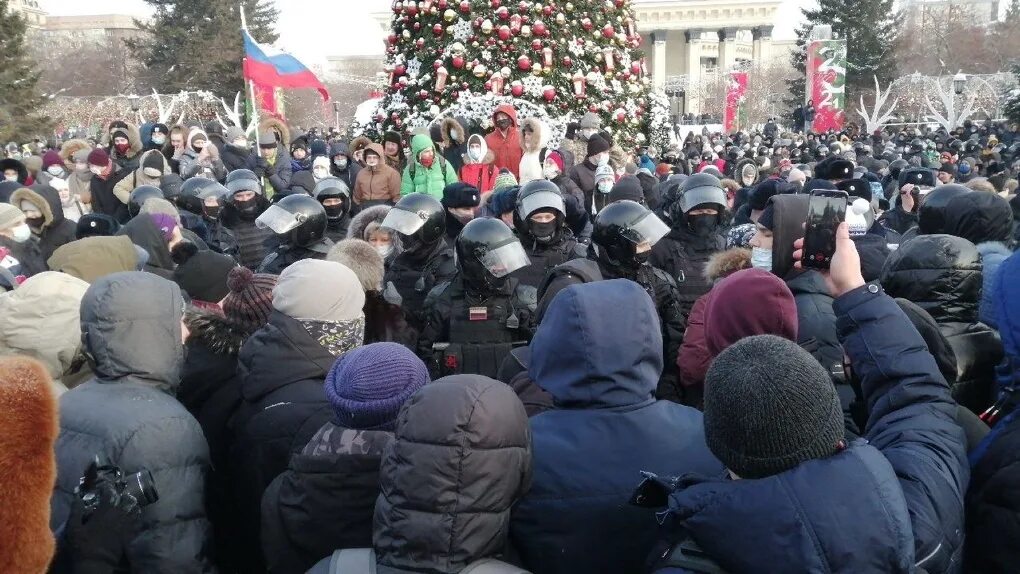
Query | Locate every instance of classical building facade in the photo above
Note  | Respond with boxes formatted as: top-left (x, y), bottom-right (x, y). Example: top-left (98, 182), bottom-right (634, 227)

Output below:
top-left (8, 0), bottom-right (46, 28)
top-left (636, 0), bottom-right (794, 114)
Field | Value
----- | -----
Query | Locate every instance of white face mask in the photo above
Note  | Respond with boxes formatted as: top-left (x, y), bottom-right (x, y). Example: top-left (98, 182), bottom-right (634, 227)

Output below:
top-left (143, 167), bottom-right (162, 178)
top-left (47, 165), bottom-right (64, 176)
top-left (751, 247), bottom-right (772, 271)
top-left (313, 166), bottom-right (330, 179)
top-left (468, 146), bottom-right (482, 162)
top-left (597, 181), bottom-right (613, 194)
top-left (376, 244), bottom-right (394, 258)
top-left (543, 165), bottom-right (560, 179)
top-left (366, 157), bottom-right (379, 168)
top-left (334, 158), bottom-right (348, 170)
top-left (3, 174), bottom-right (17, 182)
top-left (11, 223), bottom-right (31, 243)
top-left (89, 165), bottom-right (104, 176)
top-left (151, 135), bottom-right (167, 145)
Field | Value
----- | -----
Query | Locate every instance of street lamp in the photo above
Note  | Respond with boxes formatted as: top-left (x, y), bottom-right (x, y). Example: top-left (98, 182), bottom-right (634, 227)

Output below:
top-left (332, 101), bottom-right (341, 131)
top-left (953, 73), bottom-right (967, 96)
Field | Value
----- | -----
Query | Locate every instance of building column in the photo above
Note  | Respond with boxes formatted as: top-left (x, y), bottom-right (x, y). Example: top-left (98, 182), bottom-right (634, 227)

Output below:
top-left (685, 28), bottom-right (703, 115)
top-left (752, 25), bottom-right (774, 63)
top-left (652, 30), bottom-right (667, 89)
top-left (717, 27), bottom-right (738, 70)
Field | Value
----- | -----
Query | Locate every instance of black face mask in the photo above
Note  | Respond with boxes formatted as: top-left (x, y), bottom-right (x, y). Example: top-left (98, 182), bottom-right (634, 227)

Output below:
top-left (25, 216), bottom-right (45, 229)
top-left (633, 249), bottom-right (651, 266)
top-left (203, 205), bottom-right (221, 220)
top-left (529, 220), bottom-right (558, 244)
top-left (687, 214), bottom-right (719, 237)
top-left (324, 202), bottom-right (347, 221)
top-left (496, 118), bottom-right (512, 130)
top-left (234, 198), bottom-right (259, 220)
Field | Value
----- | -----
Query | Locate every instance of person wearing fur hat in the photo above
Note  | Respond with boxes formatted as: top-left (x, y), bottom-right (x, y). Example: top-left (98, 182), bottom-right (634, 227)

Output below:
top-left (460, 133), bottom-right (498, 195)
top-left (541, 150), bottom-right (589, 241)
top-left (51, 272), bottom-right (215, 572)
top-left (353, 143), bottom-right (401, 208)
top-left (60, 140), bottom-right (94, 207)
top-left (178, 128), bottom-right (226, 181)
top-left (518, 117), bottom-right (550, 185)
top-left (11, 185), bottom-right (78, 260)
top-left (231, 259), bottom-right (366, 572)
top-left (439, 116), bottom-right (468, 175)
top-left (0, 357), bottom-right (59, 574)
top-left (347, 204), bottom-right (402, 267)
top-left (381, 131), bottom-right (406, 173)
top-left (329, 238), bottom-right (416, 349)
top-left (1, 156), bottom-right (29, 185)
top-left (262, 343), bottom-right (429, 573)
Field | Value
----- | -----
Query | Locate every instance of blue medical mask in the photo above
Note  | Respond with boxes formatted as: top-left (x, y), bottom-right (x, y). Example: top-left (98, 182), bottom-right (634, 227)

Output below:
top-left (751, 246), bottom-right (772, 271)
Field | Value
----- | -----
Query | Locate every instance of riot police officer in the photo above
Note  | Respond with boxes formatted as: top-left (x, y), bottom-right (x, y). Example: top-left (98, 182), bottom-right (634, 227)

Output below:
top-left (223, 168), bottom-right (273, 269)
top-left (541, 200), bottom-right (686, 402)
top-left (312, 177), bottom-right (353, 242)
top-left (255, 193), bottom-right (332, 274)
top-left (127, 185), bottom-right (164, 218)
top-left (194, 181), bottom-right (237, 256)
top-left (649, 172), bottom-right (727, 319)
top-left (510, 179), bottom-right (587, 288)
top-left (381, 193), bottom-right (457, 333)
top-left (418, 217), bottom-right (536, 379)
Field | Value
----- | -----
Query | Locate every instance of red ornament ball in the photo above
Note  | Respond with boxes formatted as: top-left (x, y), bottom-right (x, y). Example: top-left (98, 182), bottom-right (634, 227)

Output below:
top-left (452, 55), bottom-right (465, 68)
top-left (438, 0), bottom-right (448, 7)
top-left (531, 38), bottom-right (542, 51)
top-left (519, 1), bottom-right (529, 13)
top-left (543, 86), bottom-right (556, 101)
top-left (496, 6), bottom-right (510, 19)
top-left (433, 23), bottom-right (444, 35)
top-left (460, 0), bottom-right (472, 12)
top-left (533, 20), bottom-right (547, 36)
top-left (406, 3), bottom-right (418, 16)
top-left (498, 25), bottom-right (511, 40)
top-left (581, 17), bottom-right (593, 30)
top-left (394, 64), bottom-right (407, 76)
top-left (602, 23), bottom-right (615, 38)
top-left (615, 0), bottom-right (624, 6)
top-left (562, 55), bottom-right (573, 67)
top-left (433, 59), bottom-right (443, 69)
top-left (511, 83), bottom-right (525, 96)
top-left (542, 4), bottom-right (553, 15)
top-left (387, 33), bottom-right (398, 45)
top-left (517, 54), bottom-right (532, 70)
top-left (415, 37), bottom-right (425, 48)
top-left (413, 22), bottom-right (421, 30)
top-left (588, 103), bottom-right (599, 113)
top-left (491, 0), bottom-right (501, 6)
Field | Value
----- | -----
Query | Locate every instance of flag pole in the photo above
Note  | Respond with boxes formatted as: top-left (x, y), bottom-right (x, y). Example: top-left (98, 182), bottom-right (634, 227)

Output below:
top-left (240, 3), bottom-right (260, 133)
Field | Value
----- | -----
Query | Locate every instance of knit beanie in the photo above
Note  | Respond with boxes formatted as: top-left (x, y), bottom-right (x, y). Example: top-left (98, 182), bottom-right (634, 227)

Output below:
top-left (272, 259), bottom-right (366, 322)
top-left (489, 186), bottom-right (520, 216)
top-left (545, 150), bottom-right (564, 173)
top-left (225, 126), bottom-right (246, 142)
top-left (493, 168), bottom-right (518, 193)
top-left (383, 131), bottom-right (402, 146)
top-left (725, 222), bottom-right (757, 249)
top-left (148, 213), bottom-right (177, 242)
top-left (143, 152), bottom-right (165, 171)
top-left (442, 182), bottom-right (481, 209)
top-left (586, 134), bottom-right (611, 158)
top-left (594, 163), bottom-right (615, 183)
top-left (222, 267), bottom-right (277, 334)
top-left (656, 163), bottom-right (671, 177)
top-left (704, 335), bottom-right (844, 479)
top-left (87, 148), bottom-right (109, 167)
top-left (0, 203), bottom-right (24, 231)
top-left (173, 247), bottom-right (237, 304)
top-left (579, 112), bottom-right (602, 130)
top-left (608, 175), bottom-right (644, 204)
top-left (310, 139), bottom-right (328, 157)
top-left (327, 239), bottom-right (384, 292)
top-left (139, 198), bottom-right (181, 225)
top-left (324, 342), bottom-right (430, 431)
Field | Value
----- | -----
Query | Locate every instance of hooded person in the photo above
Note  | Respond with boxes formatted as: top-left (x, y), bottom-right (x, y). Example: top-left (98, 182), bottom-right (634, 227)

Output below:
top-left (459, 133), bottom-right (498, 194)
top-left (116, 212), bottom-right (178, 279)
top-left (328, 239), bottom-right (416, 349)
top-left (11, 185), bottom-right (78, 260)
top-left (347, 204), bottom-right (403, 268)
top-left (656, 234), bottom-right (967, 574)
top-left (0, 202), bottom-right (47, 287)
top-left (400, 133), bottom-right (459, 199)
top-left (308, 374), bottom-right (532, 574)
top-left (113, 149), bottom-right (171, 206)
top-left (511, 280), bottom-right (724, 574)
top-left (230, 259), bottom-right (366, 573)
top-left (381, 130), bottom-right (407, 173)
top-left (103, 122), bottom-right (144, 171)
top-left (353, 143), bottom-right (402, 207)
top-left (439, 116), bottom-right (468, 175)
top-left (0, 157), bottom-right (29, 185)
top-left (0, 272), bottom-right (92, 395)
top-left (349, 135), bottom-right (372, 166)
top-left (47, 235), bottom-right (140, 285)
top-left (49, 176), bottom-right (88, 223)
top-left (61, 141), bottom-right (94, 208)
top-left (941, 192), bottom-right (1014, 329)
top-left (327, 140), bottom-right (361, 190)
top-left (518, 116), bottom-right (550, 185)
top-left (484, 104), bottom-right (524, 179)
top-left (178, 127), bottom-right (227, 181)
top-left (0, 357), bottom-right (58, 574)
top-left (290, 155), bottom-right (334, 196)
top-left (261, 343), bottom-right (430, 574)
top-left (50, 272), bottom-right (215, 573)
top-left (85, 147), bottom-right (132, 223)
top-left (881, 234), bottom-right (1004, 415)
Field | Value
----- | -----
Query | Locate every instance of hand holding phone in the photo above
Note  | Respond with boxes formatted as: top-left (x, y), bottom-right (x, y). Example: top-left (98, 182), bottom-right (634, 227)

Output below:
top-left (801, 190), bottom-right (848, 270)
top-left (794, 221), bottom-right (865, 298)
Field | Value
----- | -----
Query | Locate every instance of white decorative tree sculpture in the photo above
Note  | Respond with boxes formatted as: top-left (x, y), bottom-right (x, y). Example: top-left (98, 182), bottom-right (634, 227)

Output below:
top-left (924, 74), bottom-right (976, 131)
top-left (856, 76), bottom-right (898, 133)
top-left (216, 92), bottom-right (258, 136)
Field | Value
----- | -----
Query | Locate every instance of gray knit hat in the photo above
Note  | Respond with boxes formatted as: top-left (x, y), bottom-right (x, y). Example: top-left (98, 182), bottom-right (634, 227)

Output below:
top-left (704, 335), bottom-right (844, 479)
top-left (225, 126), bottom-right (246, 143)
top-left (579, 112), bottom-right (602, 130)
top-left (0, 203), bottom-right (25, 231)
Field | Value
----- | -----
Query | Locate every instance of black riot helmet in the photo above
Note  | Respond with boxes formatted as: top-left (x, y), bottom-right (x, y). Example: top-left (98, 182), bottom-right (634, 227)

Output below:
top-left (225, 168), bottom-right (262, 196)
top-left (455, 217), bottom-right (531, 291)
top-left (592, 200), bottom-right (670, 270)
top-left (815, 145), bottom-right (829, 159)
top-left (255, 193), bottom-right (327, 248)
top-left (888, 159), bottom-right (909, 181)
top-left (312, 177), bottom-right (352, 223)
top-left (918, 184), bottom-right (970, 235)
top-left (159, 174), bottom-right (184, 202)
top-left (178, 177), bottom-right (218, 215)
top-left (381, 193), bottom-right (446, 248)
top-left (195, 181), bottom-right (231, 220)
top-left (671, 172), bottom-right (727, 236)
top-left (909, 138), bottom-right (925, 155)
top-left (128, 185), bottom-right (164, 218)
top-left (516, 179), bottom-right (566, 245)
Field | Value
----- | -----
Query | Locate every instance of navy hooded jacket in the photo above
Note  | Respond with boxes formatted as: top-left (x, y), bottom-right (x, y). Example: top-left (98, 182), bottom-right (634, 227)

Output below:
top-left (661, 286), bottom-right (968, 574)
top-left (510, 279), bottom-right (723, 574)
top-left (329, 141), bottom-right (361, 190)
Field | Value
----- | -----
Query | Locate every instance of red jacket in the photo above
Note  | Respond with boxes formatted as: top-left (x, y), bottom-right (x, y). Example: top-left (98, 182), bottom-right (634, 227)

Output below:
top-left (484, 104), bottom-right (523, 180)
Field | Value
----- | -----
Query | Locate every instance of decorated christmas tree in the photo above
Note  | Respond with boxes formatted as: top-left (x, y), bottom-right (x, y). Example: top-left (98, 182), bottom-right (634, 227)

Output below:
top-left (368, 0), bottom-right (669, 149)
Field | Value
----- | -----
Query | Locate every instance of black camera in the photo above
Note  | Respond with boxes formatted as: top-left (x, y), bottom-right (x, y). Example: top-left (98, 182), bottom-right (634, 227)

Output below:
top-left (76, 457), bottom-right (159, 519)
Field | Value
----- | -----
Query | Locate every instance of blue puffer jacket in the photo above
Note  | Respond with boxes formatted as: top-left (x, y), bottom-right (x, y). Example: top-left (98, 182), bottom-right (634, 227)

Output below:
top-left (662, 286), bottom-right (968, 574)
top-left (976, 241), bottom-right (1012, 329)
top-left (510, 280), bottom-right (723, 574)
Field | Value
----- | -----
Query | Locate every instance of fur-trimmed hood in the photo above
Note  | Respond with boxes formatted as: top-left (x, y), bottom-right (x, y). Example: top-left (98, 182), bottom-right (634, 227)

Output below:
top-left (520, 117), bottom-right (548, 154)
top-left (704, 247), bottom-right (751, 284)
top-left (440, 116), bottom-right (466, 150)
top-left (184, 309), bottom-right (250, 356)
top-left (101, 122), bottom-right (143, 156)
top-left (463, 133), bottom-right (495, 165)
top-left (350, 135), bottom-right (373, 158)
top-left (327, 238), bottom-right (384, 292)
top-left (59, 139), bottom-right (92, 169)
top-left (259, 116), bottom-right (291, 150)
top-left (0, 357), bottom-right (58, 574)
top-left (347, 204), bottom-right (403, 256)
top-left (10, 186), bottom-right (58, 229)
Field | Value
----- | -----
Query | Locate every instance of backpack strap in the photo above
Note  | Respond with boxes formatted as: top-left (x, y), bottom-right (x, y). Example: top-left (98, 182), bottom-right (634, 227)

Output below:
top-left (328, 548), bottom-right (375, 574)
top-left (460, 558), bottom-right (530, 574)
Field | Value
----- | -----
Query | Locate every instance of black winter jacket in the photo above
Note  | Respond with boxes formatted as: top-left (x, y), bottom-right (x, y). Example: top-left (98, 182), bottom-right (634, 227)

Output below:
top-left (881, 234), bottom-right (1003, 414)
top-left (648, 224), bottom-right (725, 318)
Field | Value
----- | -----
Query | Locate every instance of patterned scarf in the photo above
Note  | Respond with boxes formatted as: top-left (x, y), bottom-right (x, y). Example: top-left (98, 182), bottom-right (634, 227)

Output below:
top-left (300, 316), bottom-right (365, 357)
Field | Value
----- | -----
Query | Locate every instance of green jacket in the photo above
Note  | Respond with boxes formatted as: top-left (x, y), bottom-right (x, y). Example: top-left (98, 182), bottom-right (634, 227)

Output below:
top-left (400, 134), bottom-right (459, 199)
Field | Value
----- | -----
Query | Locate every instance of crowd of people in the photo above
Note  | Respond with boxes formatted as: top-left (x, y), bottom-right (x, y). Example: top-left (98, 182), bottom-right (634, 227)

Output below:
top-left (1, 105), bottom-right (1020, 574)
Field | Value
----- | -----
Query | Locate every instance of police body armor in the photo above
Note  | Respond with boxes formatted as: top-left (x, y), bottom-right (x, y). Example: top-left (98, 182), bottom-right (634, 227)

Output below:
top-left (256, 238), bottom-right (334, 274)
top-left (386, 246), bottom-right (455, 331)
top-left (432, 279), bottom-right (533, 380)
top-left (512, 236), bottom-right (587, 290)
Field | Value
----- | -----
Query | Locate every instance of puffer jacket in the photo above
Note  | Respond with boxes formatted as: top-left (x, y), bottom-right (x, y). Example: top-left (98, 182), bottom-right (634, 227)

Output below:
top-left (661, 287), bottom-right (967, 574)
top-left (484, 104), bottom-right (523, 180)
top-left (10, 185), bottom-right (77, 260)
top-left (511, 280), bottom-right (723, 574)
top-left (50, 272), bottom-right (213, 573)
top-left (881, 234), bottom-right (1004, 415)
top-left (353, 143), bottom-right (401, 206)
top-left (112, 149), bottom-right (171, 205)
top-left (399, 134), bottom-right (459, 199)
top-left (648, 223), bottom-right (726, 319)
top-left (459, 134), bottom-right (498, 194)
top-left (0, 272), bottom-right (91, 395)
top-left (329, 141), bottom-right (362, 190)
top-left (101, 122), bottom-right (144, 171)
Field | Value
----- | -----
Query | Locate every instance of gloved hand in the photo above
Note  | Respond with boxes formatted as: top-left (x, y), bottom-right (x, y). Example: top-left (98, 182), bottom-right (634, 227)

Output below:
top-left (67, 478), bottom-right (143, 574)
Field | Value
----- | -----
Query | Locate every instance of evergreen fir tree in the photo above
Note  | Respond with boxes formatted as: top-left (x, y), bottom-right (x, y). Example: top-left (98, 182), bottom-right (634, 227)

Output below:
top-left (371, 0), bottom-right (660, 148)
top-left (785, 0), bottom-right (899, 113)
top-left (0, 0), bottom-right (51, 141)
top-left (126, 0), bottom-right (278, 98)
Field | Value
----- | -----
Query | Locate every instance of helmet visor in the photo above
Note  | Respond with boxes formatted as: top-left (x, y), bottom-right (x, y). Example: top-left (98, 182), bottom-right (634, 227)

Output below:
top-left (479, 240), bottom-right (531, 278)
top-left (680, 186), bottom-right (727, 213)
top-left (621, 211), bottom-right (670, 247)
top-left (518, 190), bottom-right (565, 220)
top-left (381, 207), bottom-right (426, 236)
top-left (255, 204), bottom-right (304, 234)
top-left (197, 183), bottom-right (230, 201)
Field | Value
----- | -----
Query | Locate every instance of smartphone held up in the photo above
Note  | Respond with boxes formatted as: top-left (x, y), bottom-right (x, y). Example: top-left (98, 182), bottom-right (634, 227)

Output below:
top-left (802, 190), bottom-right (848, 270)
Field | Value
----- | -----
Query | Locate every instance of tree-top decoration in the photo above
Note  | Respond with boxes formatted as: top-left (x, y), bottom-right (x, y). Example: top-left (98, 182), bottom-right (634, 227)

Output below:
top-left (370, 0), bottom-right (656, 149)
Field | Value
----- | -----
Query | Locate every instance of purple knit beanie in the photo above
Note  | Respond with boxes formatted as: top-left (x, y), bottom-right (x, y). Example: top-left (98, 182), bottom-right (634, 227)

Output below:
top-left (324, 342), bottom-right (430, 431)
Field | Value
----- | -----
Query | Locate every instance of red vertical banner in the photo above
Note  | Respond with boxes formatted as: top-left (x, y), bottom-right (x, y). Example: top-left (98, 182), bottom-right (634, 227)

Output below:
top-left (805, 39), bottom-right (846, 132)
top-left (723, 71), bottom-right (748, 133)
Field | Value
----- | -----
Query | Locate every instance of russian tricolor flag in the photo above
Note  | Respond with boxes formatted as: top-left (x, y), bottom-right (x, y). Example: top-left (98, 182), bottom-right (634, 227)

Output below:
top-left (242, 30), bottom-right (329, 101)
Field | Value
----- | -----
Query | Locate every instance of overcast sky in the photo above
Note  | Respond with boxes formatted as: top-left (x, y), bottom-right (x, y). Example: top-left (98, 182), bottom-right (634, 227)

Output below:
top-left (39, 0), bottom-right (812, 66)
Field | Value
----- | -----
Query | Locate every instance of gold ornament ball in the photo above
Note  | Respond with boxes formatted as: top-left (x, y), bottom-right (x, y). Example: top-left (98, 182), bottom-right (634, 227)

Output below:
top-left (474, 64), bottom-right (488, 77)
top-left (532, 62), bottom-right (544, 75)
top-left (555, 12), bottom-right (565, 24)
top-left (565, 2), bottom-right (574, 11)
top-left (521, 24), bottom-right (532, 37)
top-left (481, 19), bottom-right (494, 33)
top-left (444, 8), bottom-right (457, 20)
top-left (402, 29), bottom-right (412, 39)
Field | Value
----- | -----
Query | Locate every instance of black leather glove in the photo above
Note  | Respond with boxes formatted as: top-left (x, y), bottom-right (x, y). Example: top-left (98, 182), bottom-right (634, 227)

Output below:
top-left (67, 479), bottom-right (142, 574)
